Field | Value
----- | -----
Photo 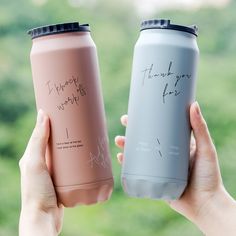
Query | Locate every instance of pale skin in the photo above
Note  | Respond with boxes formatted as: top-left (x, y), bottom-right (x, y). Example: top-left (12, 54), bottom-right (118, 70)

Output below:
top-left (19, 102), bottom-right (236, 235)
top-left (115, 101), bottom-right (236, 235)
top-left (19, 110), bottom-right (63, 236)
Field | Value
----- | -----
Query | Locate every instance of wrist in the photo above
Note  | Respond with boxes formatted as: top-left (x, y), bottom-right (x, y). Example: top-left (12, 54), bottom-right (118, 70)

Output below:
top-left (193, 186), bottom-right (236, 235)
top-left (19, 207), bottom-right (59, 236)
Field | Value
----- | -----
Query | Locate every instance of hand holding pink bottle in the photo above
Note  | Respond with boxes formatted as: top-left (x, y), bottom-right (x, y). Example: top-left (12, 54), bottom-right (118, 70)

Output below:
top-left (19, 110), bottom-right (63, 236)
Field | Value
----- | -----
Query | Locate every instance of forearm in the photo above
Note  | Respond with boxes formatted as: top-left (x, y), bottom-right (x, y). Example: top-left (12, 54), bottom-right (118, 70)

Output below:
top-left (194, 186), bottom-right (236, 236)
top-left (19, 208), bottom-right (59, 236)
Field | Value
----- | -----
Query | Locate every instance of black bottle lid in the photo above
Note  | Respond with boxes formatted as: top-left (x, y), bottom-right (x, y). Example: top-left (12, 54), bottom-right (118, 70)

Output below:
top-left (28, 22), bottom-right (90, 39)
top-left (140, 19), bottom-right (198, 36)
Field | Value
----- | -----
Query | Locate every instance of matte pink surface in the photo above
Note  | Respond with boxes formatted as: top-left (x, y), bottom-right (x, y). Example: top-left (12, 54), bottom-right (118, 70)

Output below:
top-left (30, 32), bottom-right (113, 207)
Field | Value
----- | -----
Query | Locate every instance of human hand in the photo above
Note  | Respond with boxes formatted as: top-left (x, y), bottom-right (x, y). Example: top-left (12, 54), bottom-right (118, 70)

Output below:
top-left (115, 102), bottom-right (236, 235)
top-left (19, 110), bottom-right (64, 236)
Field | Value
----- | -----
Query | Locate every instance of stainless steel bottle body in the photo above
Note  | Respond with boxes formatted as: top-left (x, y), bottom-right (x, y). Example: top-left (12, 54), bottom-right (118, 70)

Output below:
top-left (28, 22), bottom-right (114, 207)
top-left (122, 25), bottom-right (199, 200)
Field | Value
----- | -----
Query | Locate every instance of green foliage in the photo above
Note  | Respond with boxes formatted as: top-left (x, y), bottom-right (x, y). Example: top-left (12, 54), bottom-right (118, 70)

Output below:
top-left (0, 78), bottom-right (33, 123)
top-left (0, 0), bottom-right (236, 235)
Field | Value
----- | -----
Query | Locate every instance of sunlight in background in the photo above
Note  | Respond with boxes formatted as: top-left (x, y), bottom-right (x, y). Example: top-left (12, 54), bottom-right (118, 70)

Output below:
top-left (132, 0), bottom-right (231, 15)
top-left (32, 0), bottom-right (230, 13)
top-left (68, 0), bottom-right (97, 7)
top-left (32, 0), bottom-right (97, 8)
top-left (32, 0), bottom-right (48, 6)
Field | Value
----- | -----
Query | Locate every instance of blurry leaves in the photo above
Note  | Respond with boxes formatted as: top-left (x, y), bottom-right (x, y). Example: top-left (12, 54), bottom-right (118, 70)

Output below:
top-left (0, 124), bottom-right (15, 157)
top-left (158, 6), bottom-right (236, 55)
top-left (0, 78), bottom-right (33, 123)
top-left (0, 0), bottom-right (236, 235)
top-left (0, 78), bottom-right (34, 158)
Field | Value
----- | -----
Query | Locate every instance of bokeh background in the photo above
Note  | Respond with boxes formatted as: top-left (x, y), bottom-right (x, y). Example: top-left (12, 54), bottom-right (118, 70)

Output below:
top-left (0, 0), bottom-right (236, 235)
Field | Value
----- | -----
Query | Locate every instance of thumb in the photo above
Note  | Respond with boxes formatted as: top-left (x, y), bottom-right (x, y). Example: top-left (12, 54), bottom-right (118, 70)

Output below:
top-left (190, 102), bottom-right (216, 158)
top-left (21, 109), bottom-right (50, 166)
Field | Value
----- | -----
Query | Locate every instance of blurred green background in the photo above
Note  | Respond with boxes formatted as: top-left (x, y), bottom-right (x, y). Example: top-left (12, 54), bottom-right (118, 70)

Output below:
top-left (0, 0), bottom-right (236, 235)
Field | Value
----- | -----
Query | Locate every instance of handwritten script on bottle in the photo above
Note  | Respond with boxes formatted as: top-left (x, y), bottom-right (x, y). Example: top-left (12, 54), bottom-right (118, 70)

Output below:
top-left (46, 76), bottom-right (86, 111)
top-left (141, 61), bottom-right (192, 104)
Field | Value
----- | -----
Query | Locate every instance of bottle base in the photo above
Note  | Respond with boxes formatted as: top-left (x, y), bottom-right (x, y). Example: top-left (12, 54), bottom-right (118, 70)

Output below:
top-left (122, 174), bottom-right (187, 200)
top-left (56, 178), bottom-right (114, 207)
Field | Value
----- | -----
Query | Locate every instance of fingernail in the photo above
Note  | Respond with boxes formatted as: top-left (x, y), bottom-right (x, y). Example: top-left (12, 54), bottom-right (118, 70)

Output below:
top-left (37, 109), bottom-right (45, 125)
top-left (115, 135), bottom-right (125, 143)
top-left (117, 153), bottom-right (123, 164)
top-left (115, 135), bottom-right (121, 141)
top-left (120, 115), bottom-right (126, 120)
top-left (194, 101), bottom-right (201, 117)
